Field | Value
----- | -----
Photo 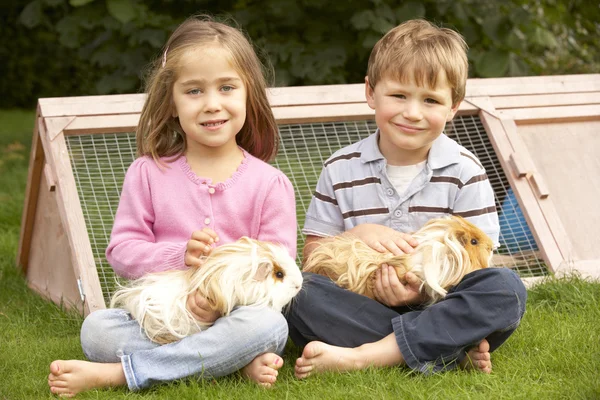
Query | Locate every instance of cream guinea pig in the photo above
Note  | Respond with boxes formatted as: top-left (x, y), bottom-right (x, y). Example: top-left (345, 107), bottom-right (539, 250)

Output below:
top-left (110, 236), bottom-right (303, 344)
top-left (303, 215), bottom-right (494, 304)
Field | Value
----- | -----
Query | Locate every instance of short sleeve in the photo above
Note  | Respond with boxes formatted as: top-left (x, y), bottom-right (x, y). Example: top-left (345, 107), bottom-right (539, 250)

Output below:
top-left (302, 166), bottom-right (345, 237)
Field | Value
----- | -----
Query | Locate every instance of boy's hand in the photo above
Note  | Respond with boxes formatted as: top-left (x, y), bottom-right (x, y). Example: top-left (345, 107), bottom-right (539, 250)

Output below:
top-left (349, 224), bottom-right (418, 255)
top-left (184, 228), bottom-right (219, 267)
top-left (373, 266), bottom-right (425, 306)
top-left (186, 291), bottom-right (221, 323)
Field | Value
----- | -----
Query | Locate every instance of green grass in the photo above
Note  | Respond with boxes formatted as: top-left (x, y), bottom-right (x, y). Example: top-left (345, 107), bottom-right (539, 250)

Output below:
top-left (1, 109), bottom-right (600, 399)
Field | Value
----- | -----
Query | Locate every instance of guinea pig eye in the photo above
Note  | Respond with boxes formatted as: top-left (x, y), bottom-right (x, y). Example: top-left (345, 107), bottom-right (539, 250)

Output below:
top-left (275, 271), bottom-right (284, 279)
top-left (471, 238), bottom-right (478, 245)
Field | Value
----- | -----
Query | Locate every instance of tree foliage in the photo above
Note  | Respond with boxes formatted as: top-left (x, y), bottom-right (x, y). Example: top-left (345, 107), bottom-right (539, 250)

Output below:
top-left (2, 0), bottom-right (599, 107)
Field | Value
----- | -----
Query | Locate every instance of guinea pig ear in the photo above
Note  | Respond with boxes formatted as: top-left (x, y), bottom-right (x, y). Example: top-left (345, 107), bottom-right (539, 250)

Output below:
top-left (450, 223), bottom-right (468, 247)
top-left (254, 261), bottom-right (274, 281)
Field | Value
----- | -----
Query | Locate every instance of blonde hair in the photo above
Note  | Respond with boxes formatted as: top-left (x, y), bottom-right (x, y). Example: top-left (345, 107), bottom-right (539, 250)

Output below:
top-left (136, 15), bottom-right (278, 163)
top-left (367, 19), bottom-right (468, 106)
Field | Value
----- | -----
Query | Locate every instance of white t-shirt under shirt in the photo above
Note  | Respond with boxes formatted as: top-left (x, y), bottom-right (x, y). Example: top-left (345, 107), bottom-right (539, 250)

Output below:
top-left (386, 160), bottom-right (427, 195)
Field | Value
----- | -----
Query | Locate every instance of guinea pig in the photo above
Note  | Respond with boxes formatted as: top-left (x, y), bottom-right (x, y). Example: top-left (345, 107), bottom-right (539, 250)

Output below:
top-left (110, 237), bottom-right (303, 344)
top-left (303, 216), bottom-right (494, 305)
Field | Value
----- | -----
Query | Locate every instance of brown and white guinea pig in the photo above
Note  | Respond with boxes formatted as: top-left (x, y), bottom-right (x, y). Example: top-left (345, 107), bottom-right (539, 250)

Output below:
top-left (303, 216), bottom-right (494, 305)
top-left (110, 237), bottom-right (303, 344)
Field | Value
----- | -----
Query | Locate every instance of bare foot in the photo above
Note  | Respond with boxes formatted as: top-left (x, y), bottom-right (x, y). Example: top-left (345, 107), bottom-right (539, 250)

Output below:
top-left (48, 360), bottom-right (126, 397)
top-left (294, 341), bottom-right (365, 379)
top-left (241, 353), bottom-right (283, 388)
top-left (460, 339), bottom-right (492, 374)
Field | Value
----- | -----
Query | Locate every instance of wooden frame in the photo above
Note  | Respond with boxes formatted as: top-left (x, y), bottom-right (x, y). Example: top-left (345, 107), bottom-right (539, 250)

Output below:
top-left (18, 74), bottom-right (600, 314)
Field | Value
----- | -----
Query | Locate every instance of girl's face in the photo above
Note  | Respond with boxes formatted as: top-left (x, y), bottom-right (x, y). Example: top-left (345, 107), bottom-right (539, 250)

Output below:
top-left (172, 46), bottom-right (247, 157)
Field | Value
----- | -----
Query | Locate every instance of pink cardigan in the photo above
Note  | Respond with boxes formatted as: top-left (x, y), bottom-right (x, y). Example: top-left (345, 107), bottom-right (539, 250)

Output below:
top-left (106, 152), bottom-right (297, 279)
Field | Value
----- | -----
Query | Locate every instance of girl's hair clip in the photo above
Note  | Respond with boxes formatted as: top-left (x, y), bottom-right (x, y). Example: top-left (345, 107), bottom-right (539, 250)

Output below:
top-left (162, 46), bottom-right (169, 68)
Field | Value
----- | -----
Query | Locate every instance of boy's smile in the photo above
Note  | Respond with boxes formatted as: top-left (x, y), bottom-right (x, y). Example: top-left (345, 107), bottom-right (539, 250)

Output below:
top-left (366, 72), bottom-right (460, 166)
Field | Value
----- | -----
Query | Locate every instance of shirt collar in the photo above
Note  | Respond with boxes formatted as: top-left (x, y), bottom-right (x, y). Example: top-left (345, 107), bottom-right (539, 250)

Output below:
top-left (359, 130), bottom-right (462, 169)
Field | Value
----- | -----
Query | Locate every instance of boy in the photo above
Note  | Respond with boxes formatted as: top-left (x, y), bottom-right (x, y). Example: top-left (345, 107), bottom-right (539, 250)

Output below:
top-left (286, 19), bottom-right (527, 377)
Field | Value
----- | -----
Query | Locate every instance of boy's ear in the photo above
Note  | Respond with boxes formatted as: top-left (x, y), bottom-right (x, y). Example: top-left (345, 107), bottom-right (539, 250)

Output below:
top-left (365, 77), bottom-right (376, 110)
top-left (446, 100), bottom-right (461, 121)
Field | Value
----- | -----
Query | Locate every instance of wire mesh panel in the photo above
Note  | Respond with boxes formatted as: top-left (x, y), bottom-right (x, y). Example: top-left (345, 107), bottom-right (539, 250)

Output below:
top-left (66, 114), bottom-right (547, 304)
top-left (448, 116), bottom-right (547, 276)
top-left (66, 133), bottom-right (137, 304)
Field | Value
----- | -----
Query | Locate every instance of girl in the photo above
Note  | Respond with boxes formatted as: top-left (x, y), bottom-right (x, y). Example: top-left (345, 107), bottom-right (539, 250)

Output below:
top-left (48, 15), bottom-right (297, 396)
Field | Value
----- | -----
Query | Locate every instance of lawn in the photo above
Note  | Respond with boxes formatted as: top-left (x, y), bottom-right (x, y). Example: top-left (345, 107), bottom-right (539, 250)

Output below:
top-left (0, 109), bottom-right (599, 399)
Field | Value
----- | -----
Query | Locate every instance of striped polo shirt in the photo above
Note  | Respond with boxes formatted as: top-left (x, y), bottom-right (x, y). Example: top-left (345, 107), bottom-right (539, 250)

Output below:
top-left (303, 131), bottom-right (500, 246)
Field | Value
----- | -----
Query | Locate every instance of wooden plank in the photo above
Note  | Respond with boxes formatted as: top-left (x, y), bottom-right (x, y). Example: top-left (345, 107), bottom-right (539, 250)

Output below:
top-left (490, 92), bottom-right (600, 110)
top-left (466, 74), bottom-right (600, 97)
top-left (39, 74), bottom-right (598, 118)
top-left (63, 114), bottom-right (139, 135)
top-left (46, 116), bottom-right (76, 141)
top-left (501, 119), bottom-right (574, 262)
top-left (17, 110), bottom-right (44, 273)
top-left (26, 176), bottom-right (84, 313)
top-left (516, 120), bottom-right (600, 262)
top-left (41, 129), bottom-right (107, 313)
top-left (508, 152), bottom-right (533, 178)
top-left (478, 102), bottom-right (564, 273)
top-left (38, 94), bottom-right (146, 118)
top-left (500, 104), bottom-right (600, 123)
top-left (60, 101), bottom-right (478, 134)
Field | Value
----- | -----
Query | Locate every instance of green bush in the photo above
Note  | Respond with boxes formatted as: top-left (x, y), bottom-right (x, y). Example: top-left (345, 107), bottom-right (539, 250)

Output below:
top-left (2, 0), bottom-right (599, 108)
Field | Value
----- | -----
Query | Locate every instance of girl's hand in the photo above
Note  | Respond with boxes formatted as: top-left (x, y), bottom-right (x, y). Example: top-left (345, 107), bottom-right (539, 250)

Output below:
top-left (186, 291), bottom-right (221, 323)
top-left (184, 228), bottom-right (219, 267)
top-left (348, 224), bottom-right (418, 255)
top-left (373, 266), bottom-right (426, 306)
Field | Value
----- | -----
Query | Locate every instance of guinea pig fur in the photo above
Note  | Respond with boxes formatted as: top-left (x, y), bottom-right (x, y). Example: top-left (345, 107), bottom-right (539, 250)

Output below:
top-left (303, 216), bottom-right (494, 305)
top-left (110, 237), bottom-right (303, 344)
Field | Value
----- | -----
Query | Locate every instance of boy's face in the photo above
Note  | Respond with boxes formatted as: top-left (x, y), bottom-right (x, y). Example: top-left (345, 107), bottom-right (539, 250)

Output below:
top-left (365, 71), bottom-right (460, 166)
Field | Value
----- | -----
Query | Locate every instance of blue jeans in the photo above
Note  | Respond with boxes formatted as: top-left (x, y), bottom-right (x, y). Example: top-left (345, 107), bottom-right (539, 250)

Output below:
top-left (81, 306), bottom-right (288, 390)
top-left (286, 267), bottom-right (527, 373)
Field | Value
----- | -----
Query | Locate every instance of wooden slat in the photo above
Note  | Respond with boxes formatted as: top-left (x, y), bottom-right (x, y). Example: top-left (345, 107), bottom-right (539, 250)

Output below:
top-left (466, 74), bottom-right (600, 97)
top-left (500, 104), bottom-right (600, 123)
top-left (478, 101), bottom-right (564, 273)
top-left (17, 111), bottom-right (44, 272)
top-left (501, 119), bottom-right (574, 261)
top-left (63, 114), bottom-right (139, 135)
top-left (26, 176), bottom-right (84, 312)
top-left (38, 94), bottom-right (146, 118)
top-left (490, 92), bottom-right (600, 110)
top-left (40, 127), bottom-right (106, 313)
top-left (38, 75), bottom-right (600, 118)
top-left (516, 120), bottom-right (600, 262)
top-left (59, 101), bottom-right (480, 135)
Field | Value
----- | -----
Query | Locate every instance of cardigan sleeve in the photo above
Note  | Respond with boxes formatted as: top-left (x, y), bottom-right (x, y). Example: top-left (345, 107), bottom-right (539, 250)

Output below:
top-left (256, 173), bottom-right (298, 259)
top-left (105, 159), bottom-right (187, 279)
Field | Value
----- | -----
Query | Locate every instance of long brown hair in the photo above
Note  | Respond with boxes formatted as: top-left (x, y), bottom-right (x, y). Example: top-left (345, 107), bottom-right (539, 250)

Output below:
top-left (136, 15), bottom-right (279, 163)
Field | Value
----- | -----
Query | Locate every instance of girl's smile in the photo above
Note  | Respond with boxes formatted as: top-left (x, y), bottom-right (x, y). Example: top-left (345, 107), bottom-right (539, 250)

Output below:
top-left (172, 46), bottom-right (247, 158)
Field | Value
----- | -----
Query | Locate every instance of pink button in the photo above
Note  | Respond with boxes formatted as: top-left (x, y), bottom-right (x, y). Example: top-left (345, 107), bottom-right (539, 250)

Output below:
top-left (208, 187), bottom-right (215, 194)
top-left (204, 218), bottom-right (211, 225)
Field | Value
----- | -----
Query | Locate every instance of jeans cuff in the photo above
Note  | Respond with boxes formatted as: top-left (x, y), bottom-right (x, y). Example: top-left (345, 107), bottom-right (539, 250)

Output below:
top-left (392, 315), bottom-right (461, 374)
top-left (121, 353), bottom-right (140, 391)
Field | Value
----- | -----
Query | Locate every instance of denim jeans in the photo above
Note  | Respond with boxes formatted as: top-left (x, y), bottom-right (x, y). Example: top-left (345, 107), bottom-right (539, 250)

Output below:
top-left (81, 305), bottom-right (288, 390)
top-left (286, 267), bottom-right (527, 373)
